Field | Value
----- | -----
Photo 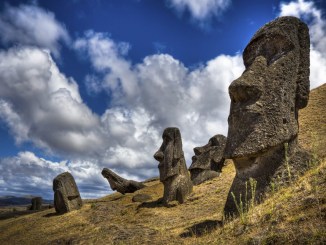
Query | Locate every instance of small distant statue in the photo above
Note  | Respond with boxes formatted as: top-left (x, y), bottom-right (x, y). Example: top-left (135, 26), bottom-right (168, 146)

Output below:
top-left (53, 172), bottom-right (83, 214)
top-left (154, 127), bottom-right (193, 206)
top-left (224, 16), bottom-right (311, 216)
top-left (30, 197), bottom-right (42, 210)
top-left (189, 134), bottom-right (226, 185)
top-left (102, 168), bottom-right (145, 194)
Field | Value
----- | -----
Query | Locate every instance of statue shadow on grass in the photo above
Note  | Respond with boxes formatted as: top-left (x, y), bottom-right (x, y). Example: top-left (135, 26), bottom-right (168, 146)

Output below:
top-left (43, 212), bottom-right (62, 218)
top-left (137, 198), bottom-right (165, 209)
top-left (0, 210), bottom-right (38, 221)
top-left (179, 220), bottom-right (223, 238)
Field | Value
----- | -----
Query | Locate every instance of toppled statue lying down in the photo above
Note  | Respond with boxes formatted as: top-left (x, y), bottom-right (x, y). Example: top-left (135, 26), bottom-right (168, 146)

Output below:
top-left (102, 168), bottom-right (145, 194)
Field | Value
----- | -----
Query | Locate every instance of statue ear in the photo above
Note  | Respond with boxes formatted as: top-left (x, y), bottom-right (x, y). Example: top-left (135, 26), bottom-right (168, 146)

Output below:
top-left (173, 128), bottom-right (183, 160)
top-left (296, 21), bottom-right (310, 109)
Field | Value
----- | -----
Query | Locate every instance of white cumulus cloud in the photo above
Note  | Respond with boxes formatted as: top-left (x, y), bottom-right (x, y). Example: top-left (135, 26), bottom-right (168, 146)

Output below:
top-left (74, 31), bottom-right (138, 102)
top-left (0, 46), bottom-right (106, 157)
top-left (166, 0), bottom-right (231, 21)
top-left (0, 4), bottom-right (70, 56)
top-left (75, 31), bottom-right (244, 168)
top-left (279, 0), bottom-right (326, 88)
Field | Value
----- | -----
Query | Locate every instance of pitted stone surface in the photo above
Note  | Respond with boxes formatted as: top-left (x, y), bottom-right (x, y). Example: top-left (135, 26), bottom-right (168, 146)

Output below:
top-left (224, 16), bottom-right (311, 216)
top-left (53, 172), bottom-right (82, 214)
top-left (102, 168), bottom-right (145, 194)
top-left (154, 127), bottom-right (192, 206)
top-left (189, 134), bottom-right (226, 185)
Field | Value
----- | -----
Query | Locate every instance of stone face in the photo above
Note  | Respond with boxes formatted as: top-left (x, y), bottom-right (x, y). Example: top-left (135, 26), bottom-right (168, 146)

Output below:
top-left (53, 172), bottom-right (82, 214)
top-left (154, 127), bottom-right (193, 206)
top-left (189, 134), bottom-right (226, 185)
top-left (31, 197), bottom-right (42, 210)
top-left (102, 168), bottom-right (145, 194)
top-left (224, 16), bottom-right (311, 216)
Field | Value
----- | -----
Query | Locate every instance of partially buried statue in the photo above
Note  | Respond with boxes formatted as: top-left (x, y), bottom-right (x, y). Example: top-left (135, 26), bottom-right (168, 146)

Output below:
top-left (53, 172), bottom-right (83, 214)
top-left (189, 134), bottom-right (226, 185)
top-left (224, 16), bottom-right (311, 216)
top-left (102, 168), bottom-right (145, 194)
top-left (154, 127), bottom-right (193, 206)
top-left (30, 197), bottom-right (42, 210)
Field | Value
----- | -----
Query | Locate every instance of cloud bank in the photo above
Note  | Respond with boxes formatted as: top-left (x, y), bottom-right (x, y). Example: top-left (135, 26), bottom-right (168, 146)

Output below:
top-left (0, 47), bottom-right (106, 157)
top-left (0, 32), bottom-right (243, 198)
top-left (75, 31), bottom-right (243, 165)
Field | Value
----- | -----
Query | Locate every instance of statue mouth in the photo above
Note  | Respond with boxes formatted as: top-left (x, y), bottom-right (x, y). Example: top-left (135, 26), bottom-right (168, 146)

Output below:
top-left (68, 195), bottom-right (80, 201)
top-left (225, 106), bottom-right (263, 158)
top-left (229, 104), bottom-right (262, 124)
top-left (231, 101), bottom-right (263, 113)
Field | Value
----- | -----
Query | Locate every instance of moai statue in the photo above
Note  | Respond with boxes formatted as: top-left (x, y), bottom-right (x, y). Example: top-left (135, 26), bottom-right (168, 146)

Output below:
top-left (102, 168), bottom-right (145, 194)
top-left (189, 134), bottom-right (226, 185)
top-left (30, 197), bottom-right (42, 210)
top-left (53, 172), bottom-right (83, 214)
top-left (224, 16), bottom-right (311, 216)
top-left (154, 127), bottom-right (193, 206)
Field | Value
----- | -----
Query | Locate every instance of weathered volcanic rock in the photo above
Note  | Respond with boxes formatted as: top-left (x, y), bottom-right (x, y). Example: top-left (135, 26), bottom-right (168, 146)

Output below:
top-left (224, 16), bottom-right (311, 217)
top-left (154, 127), bottom-right (193, 206)
top-left (53, 172), bottom-right (82, 214)
top-left (189, 134), bottom-right (226, 185)
top-left (30, 197), bottom-right (42, 210)
top-left (102, 168), bottom-right (145, 194)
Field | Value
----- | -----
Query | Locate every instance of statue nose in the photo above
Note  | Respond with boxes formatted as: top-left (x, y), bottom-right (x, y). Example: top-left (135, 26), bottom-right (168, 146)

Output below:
top-left (229, 57), bottom-right (265, 104)
top-left (229, 77), bottom-right (262, 104)
top-left (154, 151), bottom-right (164, 161)
top-left (194, 146), bottom-right (205, 155)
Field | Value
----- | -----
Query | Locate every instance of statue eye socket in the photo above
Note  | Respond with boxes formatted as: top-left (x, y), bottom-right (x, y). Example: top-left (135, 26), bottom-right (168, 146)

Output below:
top-left (244, 34), bottom-right (294, 67)
top-left (161, 134), bottom-right (172, 150)
top-left (209, 138), bottom-right (218, 146)
top-left (163, 135), bottom-right (172, 142)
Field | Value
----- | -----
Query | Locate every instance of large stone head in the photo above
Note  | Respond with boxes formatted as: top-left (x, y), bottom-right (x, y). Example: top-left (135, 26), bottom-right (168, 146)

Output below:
top-left (225, 16), bottom-right (310, 158)
top-left (53, 172), bottom-right (80, 198)
top-left (190, 134), bottom-right (226, 172)
top-left (154, 127), bottom-right (184, 181)
top-left (53, 172), bottom-right (82, 213)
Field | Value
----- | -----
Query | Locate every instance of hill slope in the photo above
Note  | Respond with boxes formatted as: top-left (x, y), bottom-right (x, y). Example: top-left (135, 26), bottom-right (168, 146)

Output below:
top-left (0, 84), bottom-right (325, 244)
top-left (299, 83), bottom-right (326, 159)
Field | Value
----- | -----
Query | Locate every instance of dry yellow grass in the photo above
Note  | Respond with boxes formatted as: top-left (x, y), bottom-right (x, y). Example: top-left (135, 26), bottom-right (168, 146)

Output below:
top-left (0, 83), bottom-right (325, 244)
top-left (188, 158), bottom-right (326, 244)
top-left (0, 164), bottom-right (236, 244)
top-left (299, 83), bottom-right (326, 158)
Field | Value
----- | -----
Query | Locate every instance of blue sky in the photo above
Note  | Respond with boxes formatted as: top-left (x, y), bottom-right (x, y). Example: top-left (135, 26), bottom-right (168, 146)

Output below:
top-left (0, 0), bottom-right (325, 199)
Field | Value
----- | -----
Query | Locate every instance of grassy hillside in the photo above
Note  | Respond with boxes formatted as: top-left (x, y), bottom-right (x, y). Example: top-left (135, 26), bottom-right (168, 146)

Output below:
top-left (0, 84), bottom-right (325, 244)
top-left (299, 83), bottom-right (326, 159)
